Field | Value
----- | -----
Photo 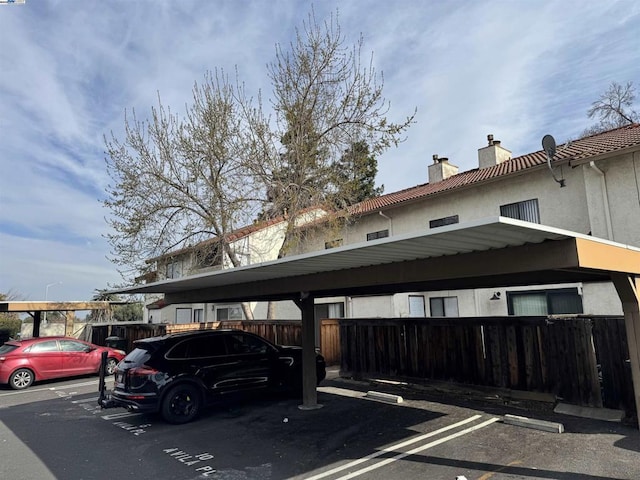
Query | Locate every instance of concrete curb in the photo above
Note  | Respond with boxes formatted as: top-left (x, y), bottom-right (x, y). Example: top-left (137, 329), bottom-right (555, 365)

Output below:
top-left (365, 390), bottom-right (404, 404)
top-left (503, 414), bottom-right (564, 433)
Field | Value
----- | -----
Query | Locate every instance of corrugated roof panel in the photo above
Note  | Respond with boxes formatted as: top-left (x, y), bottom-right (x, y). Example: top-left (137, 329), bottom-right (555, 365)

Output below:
top-left (114, 217), bottom-right (639, 295)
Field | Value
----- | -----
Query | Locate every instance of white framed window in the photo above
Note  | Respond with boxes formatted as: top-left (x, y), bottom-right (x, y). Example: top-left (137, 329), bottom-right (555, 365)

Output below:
top-left (315, 302), bottom-right (345, 319)
top-left (166, 260), bottom-right (182, 279)
top-left (408, 295), bottom-right (426, 317)
top-left (429, 296), bottom-right (459, 317)
top-left (507, 288), bottom-right (583, 315)
top-left (193, 308), bottom-right (204, 323)
top-left (500, 198), bottom-right (540, 223)
top-left (175, 308), bottom-right (192, 324)
top-left (215, 305), bottom-right (244, 321)
top-left (366, 229), bottom-right (389, 241)
top-left (429, 215), bottom-right (459, 229)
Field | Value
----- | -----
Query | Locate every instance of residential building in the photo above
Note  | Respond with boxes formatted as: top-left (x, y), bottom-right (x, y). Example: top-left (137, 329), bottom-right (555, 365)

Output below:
top-left (142, 124), bottom-right (640, 323)
top-left (142, 210), bottom-right (325, 323)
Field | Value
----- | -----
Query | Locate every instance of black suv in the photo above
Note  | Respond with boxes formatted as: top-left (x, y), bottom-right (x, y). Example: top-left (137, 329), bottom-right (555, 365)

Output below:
top-left (99, 329), bottom-right (326, 424)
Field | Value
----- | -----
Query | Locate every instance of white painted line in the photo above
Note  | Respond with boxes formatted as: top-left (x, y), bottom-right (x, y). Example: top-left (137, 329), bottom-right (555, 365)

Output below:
top-left (334, 417), bottom-right (500, 480)
top-left (71, 396), bottom-right (99, 404)
top-left (101, 411), bottom-right (144, 420)
top-left (0, 378), bottom-right (113, 397)
top-left (302, 415), bottom-right (483, 480)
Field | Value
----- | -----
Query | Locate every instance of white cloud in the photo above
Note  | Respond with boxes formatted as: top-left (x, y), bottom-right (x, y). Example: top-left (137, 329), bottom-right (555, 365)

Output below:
top-left (0, 0), bottom-right (638, 301)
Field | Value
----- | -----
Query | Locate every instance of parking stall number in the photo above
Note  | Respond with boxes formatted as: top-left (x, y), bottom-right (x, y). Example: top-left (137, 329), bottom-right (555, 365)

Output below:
top-left (163, 448), bottom-right (216, 476)
top-left (112, 420), bottom-right (152, 436)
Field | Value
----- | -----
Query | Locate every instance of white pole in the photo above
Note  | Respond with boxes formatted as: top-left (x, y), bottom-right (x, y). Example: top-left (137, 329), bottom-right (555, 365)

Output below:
top-left (44, 281), bottom-right (61, 324)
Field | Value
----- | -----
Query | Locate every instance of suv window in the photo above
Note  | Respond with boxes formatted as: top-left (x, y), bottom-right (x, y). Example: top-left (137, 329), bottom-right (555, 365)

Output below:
top-left (167, 335), bottom-right (227, 359)
top-left (122, 347), bottom-right (152, 366)
top-left (227, 333), bottom-right (271, 355)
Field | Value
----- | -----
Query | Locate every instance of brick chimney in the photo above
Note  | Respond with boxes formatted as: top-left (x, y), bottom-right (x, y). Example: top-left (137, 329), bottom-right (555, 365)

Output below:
top-left (478, 134), bottom-right (511, 169)
top-left (428, 154), bottom-right (459, 183)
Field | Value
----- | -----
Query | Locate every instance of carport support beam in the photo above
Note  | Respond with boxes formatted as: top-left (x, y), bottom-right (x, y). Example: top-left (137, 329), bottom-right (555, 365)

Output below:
top-left (612, 274), bottom-right (640, 429)
top-left (32, 311), bottom-right (41, 338)
top-left (294, 293), bottom-right (322, 410)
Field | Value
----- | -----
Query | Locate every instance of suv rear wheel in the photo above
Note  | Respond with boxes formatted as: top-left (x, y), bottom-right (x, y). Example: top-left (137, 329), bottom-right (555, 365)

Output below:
top-left (161, 384), bottom-right (202, 424)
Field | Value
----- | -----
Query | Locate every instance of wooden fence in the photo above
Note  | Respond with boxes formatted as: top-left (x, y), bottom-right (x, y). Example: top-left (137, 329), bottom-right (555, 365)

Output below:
top-left (89, 323), bottom-right (166, 353)
top-left (87, 315), bottom-right (633, 418)
top-left (340, 316), bottom-right (634, 417)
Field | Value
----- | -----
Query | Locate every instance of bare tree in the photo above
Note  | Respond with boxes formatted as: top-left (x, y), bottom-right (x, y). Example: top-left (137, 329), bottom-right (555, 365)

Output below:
top-left (104, 71), bottom-right (265, 319)
top-left (583, 81), bottom-right (638, 136)
top-left (259, 8), bottom-right (415, 256)
top-left (103, 8), bottom-right (415, 320)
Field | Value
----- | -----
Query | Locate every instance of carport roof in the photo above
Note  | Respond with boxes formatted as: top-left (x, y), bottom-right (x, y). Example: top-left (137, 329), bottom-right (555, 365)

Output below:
top-left (111, 217), bottom-right (640, 305)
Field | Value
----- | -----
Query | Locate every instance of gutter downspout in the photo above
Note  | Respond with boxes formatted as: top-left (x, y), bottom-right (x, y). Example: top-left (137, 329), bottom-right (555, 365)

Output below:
top-left (379, 211), bottom-right (393, 235)
top-left (589, 161), bottom-right (613, 240)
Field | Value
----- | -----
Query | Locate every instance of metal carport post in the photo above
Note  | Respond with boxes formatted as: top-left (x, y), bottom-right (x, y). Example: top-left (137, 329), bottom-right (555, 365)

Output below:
top-left (294, 293), bottom-right (322, 410)
top-left (612, 273), bottom-right (640, 426)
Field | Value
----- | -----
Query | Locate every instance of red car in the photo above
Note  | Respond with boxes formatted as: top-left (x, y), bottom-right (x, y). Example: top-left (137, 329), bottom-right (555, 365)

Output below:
top-left (0, 336), bottom-right (126, 390)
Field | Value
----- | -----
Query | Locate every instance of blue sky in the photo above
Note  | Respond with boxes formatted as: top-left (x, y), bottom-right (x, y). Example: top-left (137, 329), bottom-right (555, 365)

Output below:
top-left (1, 0), bottom-right (638, 302)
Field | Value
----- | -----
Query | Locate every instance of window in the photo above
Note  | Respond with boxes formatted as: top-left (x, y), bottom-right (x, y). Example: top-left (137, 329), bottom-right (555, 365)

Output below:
top-left (166, 260), bottom-right (182, 279)
top-left (194, 245), bottom-right (221, 269)
top-left (409, 295), bottom-right (426, 317)
top-left (193, 308), bottom-right (204, 323)
top-left (168, 335), bottom-right (227, 359)
top-left (216, 305), bottom-right (244, 321)
top-left (500, 198), bottom-right (540, 223)
top-left (175, 308), bottom-right (192, 324)
top-left (366, 229), bottom-right (389, 241)
top-left (429, 215), bottom-right (459, 229)
top-left (227, 333), bottom-right (271, 355)
top-left (324, 239), bottom-right (343, 249)
top-left (315, 302), bottom-right (345, 320)
top-left (29, 340), bottom-right (59, 353)
top-left (59, 340), bottom-right (89, 352)
top-left (429, 297), bottom-right (459, 317)
top-left (507, 288), bottom-right (583, 315)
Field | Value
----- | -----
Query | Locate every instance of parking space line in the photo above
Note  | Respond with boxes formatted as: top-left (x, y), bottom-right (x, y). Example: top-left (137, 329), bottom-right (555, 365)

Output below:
top-left (71, 396), bottom-right (99, 404)
top-left (302, 414), bottom-right (483, 480)
top-left (334, 417), bottom-right (500, 480)
top-left (101, 411), bottom-right (144, 420)
top-left (0, 379), bottom-right (105, 396)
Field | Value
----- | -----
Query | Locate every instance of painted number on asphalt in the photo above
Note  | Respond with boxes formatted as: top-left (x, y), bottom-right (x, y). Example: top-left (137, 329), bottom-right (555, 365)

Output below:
top-left (112, 420), bottom-right (152, 436)
top-left (163, 448), bottom-right (216, 476)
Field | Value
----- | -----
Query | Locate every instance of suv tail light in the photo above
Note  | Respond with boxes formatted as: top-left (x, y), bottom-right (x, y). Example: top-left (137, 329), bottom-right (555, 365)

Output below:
top-left (127, 366), bottom-right (160, 389)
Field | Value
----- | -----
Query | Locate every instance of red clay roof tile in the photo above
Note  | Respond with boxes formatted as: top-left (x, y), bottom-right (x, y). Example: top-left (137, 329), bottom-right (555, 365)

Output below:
top-left (350, 124), bottom-right (640, 216)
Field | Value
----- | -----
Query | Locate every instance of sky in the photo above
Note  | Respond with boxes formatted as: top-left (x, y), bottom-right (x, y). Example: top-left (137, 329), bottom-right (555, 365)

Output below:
top-left (0, 0), bottom-right (638, 302)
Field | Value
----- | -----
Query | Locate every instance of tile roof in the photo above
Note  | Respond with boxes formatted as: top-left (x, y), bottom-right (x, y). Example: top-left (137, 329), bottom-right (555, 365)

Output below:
top-left (349, 123), bottom-right (640, 216)
top-left (149, 124), bottom-right (640, 261)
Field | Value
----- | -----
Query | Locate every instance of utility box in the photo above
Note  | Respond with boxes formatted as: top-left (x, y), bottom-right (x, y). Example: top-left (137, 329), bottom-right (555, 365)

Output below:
top-left (105, 336), bottom-right (127, 351)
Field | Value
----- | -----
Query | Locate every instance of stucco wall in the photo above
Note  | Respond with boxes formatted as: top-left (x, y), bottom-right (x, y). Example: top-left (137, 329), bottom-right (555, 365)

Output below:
top-left (146, 148), bottom-right (638, 322)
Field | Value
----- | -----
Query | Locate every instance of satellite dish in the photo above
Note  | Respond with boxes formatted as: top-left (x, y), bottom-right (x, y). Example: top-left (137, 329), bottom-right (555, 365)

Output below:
top-left (542, 134), bottom-right (556, 157)
top-left (542, 134), bottom-right (565, 187)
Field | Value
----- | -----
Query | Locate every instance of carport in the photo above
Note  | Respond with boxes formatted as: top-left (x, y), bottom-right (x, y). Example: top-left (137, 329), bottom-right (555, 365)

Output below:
top-left (0, 301), bottom-right (114, 338)
top-left (110, 217), bottom-right (640, 427)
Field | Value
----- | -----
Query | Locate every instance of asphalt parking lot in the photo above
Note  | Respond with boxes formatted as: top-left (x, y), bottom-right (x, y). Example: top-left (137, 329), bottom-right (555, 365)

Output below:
top-left (1, 369), bottom-right (638, 480)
